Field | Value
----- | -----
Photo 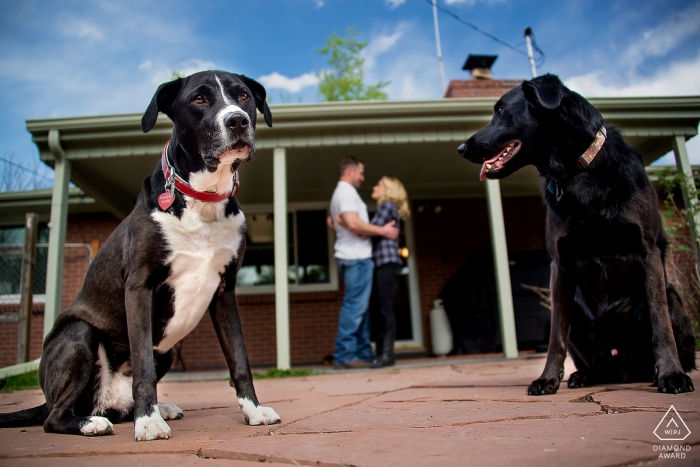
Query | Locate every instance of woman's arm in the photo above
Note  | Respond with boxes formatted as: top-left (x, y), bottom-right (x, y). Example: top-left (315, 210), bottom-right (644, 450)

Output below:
top-left (338, 211), bottom-right (398, 239)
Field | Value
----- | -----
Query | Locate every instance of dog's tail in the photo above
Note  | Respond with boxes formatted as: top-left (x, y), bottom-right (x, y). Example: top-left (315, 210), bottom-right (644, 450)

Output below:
top-left (0, 380), bottom-right (50, 428)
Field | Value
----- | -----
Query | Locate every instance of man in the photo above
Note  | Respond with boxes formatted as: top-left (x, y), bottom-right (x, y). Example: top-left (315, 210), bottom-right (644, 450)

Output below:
top-left (330, 156), bottom-right (399, 369)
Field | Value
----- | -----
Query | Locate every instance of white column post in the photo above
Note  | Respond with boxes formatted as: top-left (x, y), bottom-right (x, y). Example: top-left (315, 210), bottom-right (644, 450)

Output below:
top-left (672, 135), bottom-right (700, 274)
top-left (273, 147), bottom-right (291, 370)
top-left (484, 179), bottom-right (518, 359)
top-left (404, 214), bottom-right (424, 348)
top-left (44, 130), bottom-right (71, 338)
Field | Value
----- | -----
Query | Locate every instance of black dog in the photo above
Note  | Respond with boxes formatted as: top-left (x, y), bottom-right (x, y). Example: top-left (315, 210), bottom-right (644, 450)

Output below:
top-left (458, 74), bottom-right (695, 395)
top-left (0, 71), bottom-right (280, 440)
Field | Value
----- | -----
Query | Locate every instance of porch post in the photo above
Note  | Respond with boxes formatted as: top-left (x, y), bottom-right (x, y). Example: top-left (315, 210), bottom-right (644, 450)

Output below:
top-left (404, 214), bottom-right (424, 348)
top-left (484, 179), bottom-right (518, 359)
top-left (44, 130), bottom-right (71, 338)
top-left (672, 135), bottom-right (700, 274)
top-left (273, 147), bottom-right (291, 370)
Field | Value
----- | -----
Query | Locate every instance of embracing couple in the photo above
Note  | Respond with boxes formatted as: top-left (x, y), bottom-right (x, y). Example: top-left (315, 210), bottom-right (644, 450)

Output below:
top-left (329, 156), bottom-right (410, 370)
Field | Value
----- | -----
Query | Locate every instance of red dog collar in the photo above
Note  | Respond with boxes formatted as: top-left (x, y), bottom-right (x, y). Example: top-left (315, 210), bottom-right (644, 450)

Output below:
top-left (158, 141), bottom-right (239, 210)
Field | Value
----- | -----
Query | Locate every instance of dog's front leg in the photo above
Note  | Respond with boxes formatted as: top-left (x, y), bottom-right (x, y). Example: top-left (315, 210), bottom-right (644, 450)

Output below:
top-left (209, 290), bottom-right (281, 426)
top-left (645, 251), bottom-right (694, 394)
top-left (125, 281), bottom-right (172, 441)
top-left (528, 264), bottom-right (574, 395)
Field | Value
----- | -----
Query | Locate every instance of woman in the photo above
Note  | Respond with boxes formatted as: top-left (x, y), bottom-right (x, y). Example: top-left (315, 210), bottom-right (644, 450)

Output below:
top-left (367, 176), bottom-right (410, 368)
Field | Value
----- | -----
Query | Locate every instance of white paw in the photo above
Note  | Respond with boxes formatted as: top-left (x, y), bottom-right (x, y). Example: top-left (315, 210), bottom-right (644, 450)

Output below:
top-left (238, 397), bottom-right (281, 426)
top-left (159, 403), bottom-right (184, 420)
top-left (80, 416), bottom-right (114, 436)
top-left (134, 405), bottom-right (171, 441)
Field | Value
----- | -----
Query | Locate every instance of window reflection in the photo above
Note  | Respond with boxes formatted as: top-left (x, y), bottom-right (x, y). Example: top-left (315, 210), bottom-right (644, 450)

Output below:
top-left (236, 209), bottom-right (330, 288)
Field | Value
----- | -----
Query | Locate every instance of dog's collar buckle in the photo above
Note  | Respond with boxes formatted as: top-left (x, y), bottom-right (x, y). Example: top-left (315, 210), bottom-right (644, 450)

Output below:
top-left (159, 140), bottom-right (238, 210)
top-left (577, 127), bottom-right (607, 170)
top-left (164, 170), bottom-right (175, 195)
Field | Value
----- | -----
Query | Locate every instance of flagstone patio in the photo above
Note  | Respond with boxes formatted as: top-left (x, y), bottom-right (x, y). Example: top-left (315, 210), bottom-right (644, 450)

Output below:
top-left (1, 353), bottom-right (698, 466)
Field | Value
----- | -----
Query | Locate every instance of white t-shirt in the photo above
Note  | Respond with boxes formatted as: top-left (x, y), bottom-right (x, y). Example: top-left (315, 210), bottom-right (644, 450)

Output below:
top-left (330, 181), bottom-right (372, 260)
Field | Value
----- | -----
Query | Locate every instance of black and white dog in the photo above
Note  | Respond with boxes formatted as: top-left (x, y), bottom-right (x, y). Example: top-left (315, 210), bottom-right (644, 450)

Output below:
top-left (0, 71), bottom-right (280, 440)
top-left (458, 74), bottom-right (695, 395)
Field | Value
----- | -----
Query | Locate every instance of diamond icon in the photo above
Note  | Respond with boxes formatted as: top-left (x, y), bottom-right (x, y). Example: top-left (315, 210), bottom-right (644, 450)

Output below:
top-left (654, 405), bottom-right (691, 441)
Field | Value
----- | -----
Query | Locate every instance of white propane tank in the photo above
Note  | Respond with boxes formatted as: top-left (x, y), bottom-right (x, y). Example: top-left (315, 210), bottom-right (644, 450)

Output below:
top-left (430, 299), bottom-right (453, 356)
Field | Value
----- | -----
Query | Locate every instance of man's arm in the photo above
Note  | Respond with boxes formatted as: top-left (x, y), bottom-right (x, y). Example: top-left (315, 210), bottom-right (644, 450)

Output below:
top-left (339, 211), bottom-right (398, 239)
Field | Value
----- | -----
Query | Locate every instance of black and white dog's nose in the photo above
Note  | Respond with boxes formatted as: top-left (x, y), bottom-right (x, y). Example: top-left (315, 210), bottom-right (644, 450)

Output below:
top-left (224, 112), bottom-right (249, 132)
top-left (457, 142), bottom-right (467, 156)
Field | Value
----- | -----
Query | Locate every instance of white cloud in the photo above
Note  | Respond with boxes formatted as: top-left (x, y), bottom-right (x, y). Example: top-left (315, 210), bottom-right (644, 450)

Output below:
top-left (565, 52), bottom-right (700, 97)
top-left (386, 0), bottom-right (405, 8)
top-left (60, 19), bottom-right (105, 41)
top-left (142, 59), bottom-right (218, 85)
top-left (257, 71), bottom-right (319, 92)
top-left (624, 2), bottom-right (700, 68)
top-left (362, 23), bottom-right (443, 100)
top-left (362, 30), bottom-right (403, 71)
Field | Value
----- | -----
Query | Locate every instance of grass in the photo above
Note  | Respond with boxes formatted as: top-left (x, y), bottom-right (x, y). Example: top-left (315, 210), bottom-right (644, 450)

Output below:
top-left (0, 370), bottom-right (40, 392)
top-left (0, 368), bottom-right (319, 392)
top-left (252, 368), bottom-right (322, 379)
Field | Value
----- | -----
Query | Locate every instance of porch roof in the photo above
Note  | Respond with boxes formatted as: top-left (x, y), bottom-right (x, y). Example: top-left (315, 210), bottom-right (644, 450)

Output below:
top-left (16, 96), bottom-right (700, 221)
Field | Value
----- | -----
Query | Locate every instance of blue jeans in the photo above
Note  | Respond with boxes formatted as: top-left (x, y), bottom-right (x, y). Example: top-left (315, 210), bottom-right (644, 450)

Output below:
top-left (334, 258), bottom-right (374, 366)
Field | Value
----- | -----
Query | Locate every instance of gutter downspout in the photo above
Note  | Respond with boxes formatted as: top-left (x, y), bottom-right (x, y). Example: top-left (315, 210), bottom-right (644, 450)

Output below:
top-left (44, 129), bottom-right (71, 338)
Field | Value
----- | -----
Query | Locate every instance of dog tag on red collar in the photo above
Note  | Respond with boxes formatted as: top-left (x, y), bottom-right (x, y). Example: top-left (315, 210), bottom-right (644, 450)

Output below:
top-left (158, 192), bottom-right (175, 210)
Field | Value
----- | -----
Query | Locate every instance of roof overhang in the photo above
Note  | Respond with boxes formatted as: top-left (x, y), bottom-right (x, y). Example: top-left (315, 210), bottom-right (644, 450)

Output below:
top-left (22, 96), bottom-right (700, 219)
top-left (0, 187), bottom-right (101, 226)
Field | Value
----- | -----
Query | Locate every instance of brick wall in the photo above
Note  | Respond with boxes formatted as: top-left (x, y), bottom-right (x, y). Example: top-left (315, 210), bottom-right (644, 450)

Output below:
top-left (3, 195), bottom-right (696, 370)
top-left (0, 213), bottom-right (120, 367)
top-left (412, 197), bottom-right (548, 354)
top-left (0, 303), bottom-right (45, 367)
top-left (0, 197), bottom-right (550, 368)
top-left (0, 211), bottom-right (345, 369)
top-left (178, 291), bottom-right (343, 370)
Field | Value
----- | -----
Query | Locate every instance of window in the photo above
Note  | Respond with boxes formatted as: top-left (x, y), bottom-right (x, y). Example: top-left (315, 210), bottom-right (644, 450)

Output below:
top-left (0, 225), bottom-right (49, 303)
top-left (236, 203), bottom-right (337, 294)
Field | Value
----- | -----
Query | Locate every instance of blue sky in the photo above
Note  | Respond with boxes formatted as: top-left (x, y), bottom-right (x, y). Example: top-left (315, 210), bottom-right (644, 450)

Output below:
top-left (1, 0), bottom-right (699, 189)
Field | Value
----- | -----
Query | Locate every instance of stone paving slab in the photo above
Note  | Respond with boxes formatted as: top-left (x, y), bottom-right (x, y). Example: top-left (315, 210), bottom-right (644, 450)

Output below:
top-left (1, 354), bottom-right (698, 466)
top-left (0, 388), bottom-right (44, 412)
top-left (5, 454), bottom-right (277, 467)
top-left (275, 398), bottom-right (602, 434)
top-left (202, 412), bottom-right (700, 467)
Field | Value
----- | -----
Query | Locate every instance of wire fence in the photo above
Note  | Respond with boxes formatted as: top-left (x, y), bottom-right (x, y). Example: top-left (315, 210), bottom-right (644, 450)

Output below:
top-left (0, 243), bottom-right (92, 305)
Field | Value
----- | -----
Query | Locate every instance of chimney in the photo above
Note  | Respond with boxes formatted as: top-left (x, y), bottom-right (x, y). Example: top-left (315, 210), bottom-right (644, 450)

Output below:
top-left (462, 54), bottom-right (497, 80)
top-left (444, 53), bottom-right (521, 98)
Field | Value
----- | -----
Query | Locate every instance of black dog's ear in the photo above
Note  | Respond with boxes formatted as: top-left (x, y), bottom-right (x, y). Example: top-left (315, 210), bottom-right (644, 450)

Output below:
top-left (522, 74), bottom-right (563, 110)
top-left (242, 75), bottom-right (273, 127)
top-left (141, 78), bottom-right (184, 133)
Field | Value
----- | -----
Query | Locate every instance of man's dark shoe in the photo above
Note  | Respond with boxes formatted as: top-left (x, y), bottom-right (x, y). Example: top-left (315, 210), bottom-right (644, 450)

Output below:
top-left (370, 355), bottom-right (395, 368)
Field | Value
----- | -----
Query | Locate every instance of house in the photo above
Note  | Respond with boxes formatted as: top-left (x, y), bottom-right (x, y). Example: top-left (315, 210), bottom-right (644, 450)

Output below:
top-left (1, 67), bottom-right (699, 370)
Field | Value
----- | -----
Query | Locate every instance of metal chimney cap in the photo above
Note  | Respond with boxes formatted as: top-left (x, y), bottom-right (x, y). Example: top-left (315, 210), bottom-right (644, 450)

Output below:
top-left (462, 54), bottom-right (498, 71)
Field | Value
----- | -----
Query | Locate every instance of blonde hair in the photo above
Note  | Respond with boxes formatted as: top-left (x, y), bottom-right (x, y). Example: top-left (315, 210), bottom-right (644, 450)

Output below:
top-left (379, 176), bottom-right (410, 220)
